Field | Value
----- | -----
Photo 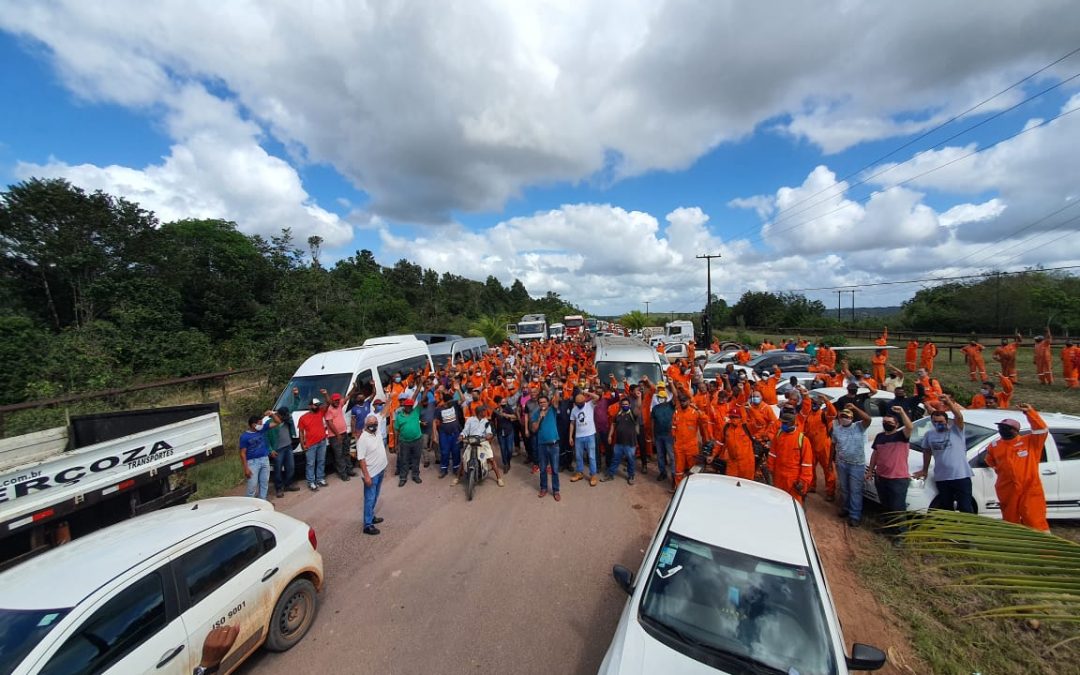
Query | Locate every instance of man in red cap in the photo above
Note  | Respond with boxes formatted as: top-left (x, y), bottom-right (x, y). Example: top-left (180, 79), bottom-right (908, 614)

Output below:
top-left (985, 404), bottom-right (1051, 531)
top-left (321, 389), bottom-right (355, 482)
top-left (394, 398), bottom-right (424, 487)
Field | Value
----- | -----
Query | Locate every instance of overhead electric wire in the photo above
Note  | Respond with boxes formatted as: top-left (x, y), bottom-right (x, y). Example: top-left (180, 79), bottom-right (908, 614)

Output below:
top-left (992, 218), bottom-right (1080, 268)
top-left (764, 51), bottom-right (1080, 229)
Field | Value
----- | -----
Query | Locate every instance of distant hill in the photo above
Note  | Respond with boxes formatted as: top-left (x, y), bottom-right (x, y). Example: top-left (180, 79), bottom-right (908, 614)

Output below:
top-left (854, 306), bottom-right (902, 318)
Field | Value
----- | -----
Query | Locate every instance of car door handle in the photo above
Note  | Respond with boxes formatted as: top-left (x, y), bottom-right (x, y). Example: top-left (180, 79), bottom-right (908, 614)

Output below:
top-left (262, 567), bottom-right (279, 582)
top-left (1041, 470), bottom-right (1057, 476)
top-left (157, 645), bottom-right (184, 668)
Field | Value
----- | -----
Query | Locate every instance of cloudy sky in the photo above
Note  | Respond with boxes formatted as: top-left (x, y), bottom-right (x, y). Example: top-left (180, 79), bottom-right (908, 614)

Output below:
top-left (2, 1), bottom-right (1079, 316)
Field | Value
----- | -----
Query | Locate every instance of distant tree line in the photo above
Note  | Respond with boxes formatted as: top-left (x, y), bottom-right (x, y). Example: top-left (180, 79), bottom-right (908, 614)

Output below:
top-left (0, 178), bottom-right (581, 404)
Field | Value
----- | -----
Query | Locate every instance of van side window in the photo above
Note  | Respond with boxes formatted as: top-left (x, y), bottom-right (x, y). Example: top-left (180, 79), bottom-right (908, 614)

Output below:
top-left (1052, 431), bottom-right (1080, 461)
top-left (41, 572), bottom-right (168, 675)
top-left (354, 369), bottom-right (375, 398)
top-left (177, 527), bottom-right (264, 606)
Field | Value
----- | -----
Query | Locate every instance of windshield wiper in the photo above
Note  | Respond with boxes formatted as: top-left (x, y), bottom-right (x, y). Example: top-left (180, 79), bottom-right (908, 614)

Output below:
top-left (641, 616), bottom-right (785, 675)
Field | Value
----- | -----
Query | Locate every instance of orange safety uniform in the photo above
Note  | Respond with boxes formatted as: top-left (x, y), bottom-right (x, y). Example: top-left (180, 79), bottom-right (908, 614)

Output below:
top-left (961, 343), bottom-right (988, 382)
top-left (672, 403), bottom-right (711, 485)
top-left (745, 401), bottom-right (778, 440)
top-left (1062, 344), bottom-right (1079, 389)
top-left (804, 399), bottom-right (837, 498)
top-left (755, 366), bottom-right (783, 406)
top-left (920, 342), bottom-right (938, 373)
top-left (870, 351), bottom-right (888, 386)
top-left (767, 430), bottom-right (814, 503)
top-left (904, 340), bottom-right (919, 372)
top-left (993, 341), bottom-right (1019, 382)
top-left (984, 409), bottom-right (1050, 531)
top-left (817, 346), bottom-right (836, 371)
top-left (814, 371), bottom-right (845, 388)
top-left (736, 348), bottom-right (751, 364)
top-left (970, 375), bottom-right (1014, 409)
top-left (875, 328), bottom-right (889, 347)
top-left (1034, 336), bottom-right (1053, 384)
top-left (712, 418), bottom-right (757, 479)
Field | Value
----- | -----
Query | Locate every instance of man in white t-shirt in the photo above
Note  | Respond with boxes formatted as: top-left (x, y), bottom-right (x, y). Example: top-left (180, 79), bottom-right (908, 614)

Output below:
top-left (455, 406), bottom-right (505, 487)
top-left (569, 390), bottom-right (601, 486)
top-left (357, 413), bottom-right (388, 535)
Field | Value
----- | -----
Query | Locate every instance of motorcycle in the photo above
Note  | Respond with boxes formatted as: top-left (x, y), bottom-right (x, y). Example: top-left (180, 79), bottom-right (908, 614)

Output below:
top-left (461, 434), bottom-right (490, 501)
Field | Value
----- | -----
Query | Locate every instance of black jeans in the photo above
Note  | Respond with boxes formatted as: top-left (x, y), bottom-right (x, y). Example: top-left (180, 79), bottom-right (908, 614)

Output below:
top-left (396, 438), bottom-right (422, 480)
top-left (930, 477), bottom-right (975, 513)
top-left (328, 434), bottom-right (350, 478)
top-left (874, 476), bottom-right (910, 536)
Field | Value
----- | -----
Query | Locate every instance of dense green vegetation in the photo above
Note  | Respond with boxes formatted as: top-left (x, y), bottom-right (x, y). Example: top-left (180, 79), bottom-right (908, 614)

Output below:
top-left (0, 178), bottom-right (580, 404)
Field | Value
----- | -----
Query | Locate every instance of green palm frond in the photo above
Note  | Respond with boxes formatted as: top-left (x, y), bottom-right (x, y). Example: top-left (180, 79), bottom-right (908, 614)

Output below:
top-left (902, 510), bottom-right (1080, 622)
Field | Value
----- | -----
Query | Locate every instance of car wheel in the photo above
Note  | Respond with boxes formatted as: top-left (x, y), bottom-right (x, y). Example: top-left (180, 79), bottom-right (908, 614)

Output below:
top-left (266, 578), bottom-right (318, 652)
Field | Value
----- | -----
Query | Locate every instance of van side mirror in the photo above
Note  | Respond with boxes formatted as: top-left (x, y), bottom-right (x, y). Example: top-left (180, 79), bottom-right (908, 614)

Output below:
top-left (612, 565), bottom-right (634, 596)
top-left (846, 643), bottom-right (887, 671)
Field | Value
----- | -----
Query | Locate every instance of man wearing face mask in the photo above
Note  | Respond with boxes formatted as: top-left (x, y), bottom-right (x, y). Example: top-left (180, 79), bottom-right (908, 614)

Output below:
top-left (868, 407), bottom-right (914, 538)
top-left (767, 410), bottom-right (814, 502)
top-left (710, 407), bottom-right (756, 480)
top-left (357, 414), bottom-right (388, 535)
top-left (914, 395), bottom-right (975, 513)
top-left (985, 404), bottom-right (1050, 531)
top-left (601, 397), bottom-right (639, 484)
top-left (646, 378), bottom-right (676, 482)
top-left (804, 395), bottom-right (837, 500)
top-left (832, 404), bottom-right (872, 526)
top-left (456, 406), bottom-right (505, 488)
top-left (569, 390), bottom-right (601, 486)
top-left (745, 388), bottom-right (778, 441)
top-left (672, 390), bottom-right (712, 487)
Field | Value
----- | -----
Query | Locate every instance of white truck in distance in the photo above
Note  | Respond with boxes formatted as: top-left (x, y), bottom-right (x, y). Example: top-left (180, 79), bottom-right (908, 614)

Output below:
top-left (517, 313), bottom-right (549, 341)
top-left (664, 320), bottom-right (695, 344)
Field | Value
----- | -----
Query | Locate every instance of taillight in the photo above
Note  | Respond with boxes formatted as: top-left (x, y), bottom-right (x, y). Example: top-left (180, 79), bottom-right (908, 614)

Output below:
top-left (308, 526), bottom-right (318, 551)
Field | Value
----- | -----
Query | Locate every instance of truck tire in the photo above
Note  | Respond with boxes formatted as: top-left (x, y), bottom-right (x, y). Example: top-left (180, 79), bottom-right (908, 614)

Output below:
top-left (265, 578), bottom-right (318, 652)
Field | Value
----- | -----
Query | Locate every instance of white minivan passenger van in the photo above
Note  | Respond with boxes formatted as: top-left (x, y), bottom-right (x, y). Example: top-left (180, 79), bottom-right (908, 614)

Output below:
top-left (595, 336), bottom-right (666, 386)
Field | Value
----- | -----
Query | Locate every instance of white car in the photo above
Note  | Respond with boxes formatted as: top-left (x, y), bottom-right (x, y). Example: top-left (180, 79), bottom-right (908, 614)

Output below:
top-left (864, 409), bottom-right (1080, 520)
top-left (0, 497), bottom-right (323, 675)
top-left (599, 474), bottom-right (886, 674)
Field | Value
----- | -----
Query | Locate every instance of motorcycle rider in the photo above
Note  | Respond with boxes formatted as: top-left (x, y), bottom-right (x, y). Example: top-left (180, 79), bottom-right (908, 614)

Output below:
top-left (454, 405), bottom-right (505, 488)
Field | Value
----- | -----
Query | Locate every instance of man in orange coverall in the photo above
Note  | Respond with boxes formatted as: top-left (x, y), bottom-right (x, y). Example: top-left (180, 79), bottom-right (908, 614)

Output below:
top-left (992, 334), bottom-right (1021, 382)
top-left (1062, 340), bottom-right (1079, 389)
top-left (984, 404), bottom-right (1050, 531)
top-left (710, 406), bottom-right (757, 480)
top-left (921, 338), bottom-right (938, 373)
top-left (904, 338), bottom-right (919, 372)
top-left (1034, 330), bottom-right (1053, 385)
top-left (672, 390), bottom-right (711, 487)
top-left (961, 340), bottom-right (988, 382)
top-left (804, 395), bottom-right (837, 500)
top-left (767, 409), bottom-right (814, 502)
top-left (870, 349), bottom-right (888, 386)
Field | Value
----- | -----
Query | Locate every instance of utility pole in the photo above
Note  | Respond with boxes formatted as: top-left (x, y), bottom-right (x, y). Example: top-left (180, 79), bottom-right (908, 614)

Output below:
top-left (697, 253), bottom-right (721, 345)
top-left (851, 289), bottom-right (856, 322)
top-left (644, 301), bottom-right (650, 321)
top-left (837, 290), bottom-right (842, 321)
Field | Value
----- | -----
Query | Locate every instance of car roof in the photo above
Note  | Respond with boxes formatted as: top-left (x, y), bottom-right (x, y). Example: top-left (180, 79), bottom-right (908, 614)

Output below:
top-left (0, 497), bottom-right (271, 610)
top-left (669, 475), bottom-right (808, 567)
top-left (811, 386), bottom-right (891, 399)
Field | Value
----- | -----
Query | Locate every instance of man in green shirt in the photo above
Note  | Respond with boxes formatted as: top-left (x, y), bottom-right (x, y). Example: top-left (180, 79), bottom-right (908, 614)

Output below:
top-left (394, 398), bottom-right (424, 487)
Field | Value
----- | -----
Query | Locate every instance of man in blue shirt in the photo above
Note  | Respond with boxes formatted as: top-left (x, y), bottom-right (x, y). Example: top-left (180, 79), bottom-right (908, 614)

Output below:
top-left (239, 410), bottom-right (283, 500)
top-left (914, 395), bottom-right (975, 513)
top-left (531, 394), bottom-right (562, 501)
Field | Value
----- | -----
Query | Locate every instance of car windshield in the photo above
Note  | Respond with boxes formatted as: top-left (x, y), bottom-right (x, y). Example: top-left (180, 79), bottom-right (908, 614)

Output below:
top-left (518, 322), bottom-right (544, 334)
top-left (908, 417), bottom-right (995, 454)
top-left (0, 607), bottom-right (71, 675)
top-left (274, 373), bottom-right (354, 411)
top-left (639, 531), bottom-right (836, 675)
top-left (597, 361), bottom-right (662, 385)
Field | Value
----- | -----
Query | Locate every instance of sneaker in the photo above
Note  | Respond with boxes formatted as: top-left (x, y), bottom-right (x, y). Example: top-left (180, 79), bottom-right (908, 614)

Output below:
top-left (570, 472), bottom-right (584, 482)
top-left (398, 479), bottom-right (407, 487)
top-left (531, 465), bottom-right (540, 475)
top-left (848, 518), bottom-right (861, 528)
top-left (317, 479), bottom-right (329, 487)
top-left (553, 492), bottom-right (561, 501)
top-left (656, 472), bottom-right (668, 482)
top-left (308, 483), bottom-right (318, 491)
top-left (412, 476), bottom-right (422, 484)
top-left (451, 477), bottom-right (459, 486)
top-left (589, 475), bottom-right (598, 487)
top-left (363, 526), bottom-right (380, 535)
top-left (285, 485), bottom-right (301, 492)
top-left (275, 488), bottom-right (284, 498)
top-left (372, 516), bottom-right (384, 524)
top-left (438, 469), bottom-right (448, 479)
top-left (538, 490), bottom-right (547, 498)
top-left (627, 477), bottom-right (635, 485)
top-left (423, 460), bottom-right (431, 468)
top-left (599, 474), bottom-right (613, 482)
top-left (497, 478), bottom-right (505, 487)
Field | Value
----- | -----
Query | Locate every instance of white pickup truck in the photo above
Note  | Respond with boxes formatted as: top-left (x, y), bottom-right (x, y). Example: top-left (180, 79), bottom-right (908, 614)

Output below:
top-left (0, 404), bottom-right (224, 568)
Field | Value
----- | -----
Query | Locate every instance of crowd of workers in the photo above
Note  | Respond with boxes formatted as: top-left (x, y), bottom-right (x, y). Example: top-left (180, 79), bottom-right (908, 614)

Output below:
top-left (237, 326), bottom-right (1072, 537)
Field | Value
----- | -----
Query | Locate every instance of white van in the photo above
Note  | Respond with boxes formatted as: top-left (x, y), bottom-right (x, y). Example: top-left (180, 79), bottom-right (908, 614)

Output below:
top-left (595, 336), bottom-right (666, 386)
top-left (428, 337), bottom-right (490, 370)
top-left (274, 336), bottom-right (434, 432)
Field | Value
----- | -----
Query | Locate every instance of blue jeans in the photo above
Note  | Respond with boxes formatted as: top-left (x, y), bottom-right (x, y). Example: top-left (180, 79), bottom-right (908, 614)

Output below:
top-left (538, 441), bottom-right (560, 492)
top-left (837, 462), bottom-right (865, 522)
top-left (575, 434), bottom-right (597, 475)
top-left (654, 433), bottom-right (674, 475)
top-left (498, 433), bottom-right (514, 467)
top-left (245, 456), bottom-right (271, 499)
top-left (439, 429), bottom-right (461, 472)
top-left (304, 439), bottom-right (327, 484)
top-left (363, 470), bottom-right (384, 527)
top-left (607, 443), bottom-right (636, 479)
top-left (273, 444), bottom-right (295, 490)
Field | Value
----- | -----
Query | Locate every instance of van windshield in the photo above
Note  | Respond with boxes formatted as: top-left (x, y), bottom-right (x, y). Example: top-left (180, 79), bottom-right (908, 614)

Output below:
top-left (274, 374), bottom-right (354, 411)
top-left (597, 361), bottom-right (662, 385)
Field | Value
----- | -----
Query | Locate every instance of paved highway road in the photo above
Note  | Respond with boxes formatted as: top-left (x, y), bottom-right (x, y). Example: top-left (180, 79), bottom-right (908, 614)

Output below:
top-left (238, 460), bottom-right (669, 675)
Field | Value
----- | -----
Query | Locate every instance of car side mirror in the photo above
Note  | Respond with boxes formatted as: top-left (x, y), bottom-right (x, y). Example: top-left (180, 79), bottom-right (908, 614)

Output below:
top-left (846, 643), bottom-right (887, 671)
top-left (612, 565), bottom-right (634, 596)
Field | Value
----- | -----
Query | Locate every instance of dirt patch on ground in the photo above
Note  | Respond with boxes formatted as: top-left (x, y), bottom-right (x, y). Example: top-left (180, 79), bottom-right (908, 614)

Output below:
top-left (803, 495), bottom-right (927, 674)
